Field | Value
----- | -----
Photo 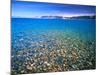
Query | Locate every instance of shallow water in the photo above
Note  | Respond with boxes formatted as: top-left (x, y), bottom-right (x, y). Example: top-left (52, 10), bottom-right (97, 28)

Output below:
top-left (11, 18), bottom-right (96, 74)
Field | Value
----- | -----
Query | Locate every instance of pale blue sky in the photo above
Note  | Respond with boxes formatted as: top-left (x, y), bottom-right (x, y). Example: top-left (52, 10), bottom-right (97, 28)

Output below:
top-left (12, 0), bottom-right (96, 18)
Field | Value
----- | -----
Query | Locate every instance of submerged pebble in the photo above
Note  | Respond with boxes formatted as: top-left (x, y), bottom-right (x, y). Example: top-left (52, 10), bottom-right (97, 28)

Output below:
top-left (11, 30), bottom-right (96, 74)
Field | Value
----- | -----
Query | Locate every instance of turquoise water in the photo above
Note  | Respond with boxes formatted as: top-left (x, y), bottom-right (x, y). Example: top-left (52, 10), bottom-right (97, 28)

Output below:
top-left (11, 18), bottom-right (96, 74)
top-left (12, 18), bottom-right (95, 41)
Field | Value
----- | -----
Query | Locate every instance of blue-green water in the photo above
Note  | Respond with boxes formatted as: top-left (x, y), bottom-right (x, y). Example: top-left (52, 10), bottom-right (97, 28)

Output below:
top-left (11, 18), bottom-right (96, 74)
top-left (12, 18), bottom-right (95, 40)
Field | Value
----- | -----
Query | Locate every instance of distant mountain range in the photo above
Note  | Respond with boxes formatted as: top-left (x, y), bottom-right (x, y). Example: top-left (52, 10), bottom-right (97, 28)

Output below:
top-left (69, 15), bottom-right (96, 19)
top-left (40, 15), bottom-right (96, 19)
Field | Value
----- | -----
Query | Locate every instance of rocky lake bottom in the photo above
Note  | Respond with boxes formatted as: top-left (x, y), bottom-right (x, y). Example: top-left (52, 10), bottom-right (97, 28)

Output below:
top-left (11, 30), bottom-right (96, 75)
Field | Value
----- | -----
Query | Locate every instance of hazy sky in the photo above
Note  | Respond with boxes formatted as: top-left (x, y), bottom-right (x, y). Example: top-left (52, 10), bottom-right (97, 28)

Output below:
top-left (12, 0), bottom-right (96, 18)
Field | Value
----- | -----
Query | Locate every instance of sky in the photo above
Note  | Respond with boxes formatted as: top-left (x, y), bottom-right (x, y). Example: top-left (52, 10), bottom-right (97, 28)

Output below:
top-left (12, 0), bottom-right (96, 18)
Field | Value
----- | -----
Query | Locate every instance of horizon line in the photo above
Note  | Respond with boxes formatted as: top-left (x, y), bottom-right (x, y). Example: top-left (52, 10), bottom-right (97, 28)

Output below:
top-left (12, 14), bottom-right (96, 18)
